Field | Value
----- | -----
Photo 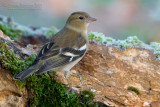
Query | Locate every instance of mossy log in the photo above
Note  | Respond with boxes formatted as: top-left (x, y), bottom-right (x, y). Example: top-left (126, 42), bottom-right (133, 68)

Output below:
top-left (0, 15), bottom-right (160, 107)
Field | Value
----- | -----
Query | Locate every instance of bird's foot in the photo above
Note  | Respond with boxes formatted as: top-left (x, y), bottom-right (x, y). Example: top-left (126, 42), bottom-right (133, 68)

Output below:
top-left (65, 84), bottom-right (78, 94)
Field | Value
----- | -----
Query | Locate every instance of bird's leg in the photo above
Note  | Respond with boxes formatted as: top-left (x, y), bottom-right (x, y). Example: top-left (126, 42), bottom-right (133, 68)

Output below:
top-left (65, 71), bottom-right (77, 94)
top-left (65, 71), bottom-right (72, 94)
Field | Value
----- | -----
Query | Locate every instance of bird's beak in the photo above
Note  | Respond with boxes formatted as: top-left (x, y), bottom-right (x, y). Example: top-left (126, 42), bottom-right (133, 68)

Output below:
top-left (87, 17), bottom-right (97, 23)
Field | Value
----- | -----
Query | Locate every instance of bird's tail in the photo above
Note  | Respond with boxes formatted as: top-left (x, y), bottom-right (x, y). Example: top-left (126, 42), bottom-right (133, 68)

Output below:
top-left (13, 67), bottom-right (37, 81)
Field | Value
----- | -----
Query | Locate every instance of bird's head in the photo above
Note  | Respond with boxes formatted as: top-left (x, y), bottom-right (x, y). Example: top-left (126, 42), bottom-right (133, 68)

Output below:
top-left (66, 12), bottom-right (96, 32)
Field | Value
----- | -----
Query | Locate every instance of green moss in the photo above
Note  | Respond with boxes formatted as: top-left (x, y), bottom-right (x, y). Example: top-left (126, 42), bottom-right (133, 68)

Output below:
top-left (127, 86), bottom-right (140, 95)
top-left (0, 40), bottom-right (35, 75)
top-left (27, 74), bottom-right (97, 107)
top-left (0, 40), bottom-right (97, 107)
top-left (0, 15), bottom-right (58, 40)
top-left (88, 32), bottom-right (115, 45)
top-left (80, 90), bottom-right (96, 106)
top-left (0, 39), bottom-right (35, 88)
top-left (88, 32), bottom-right (160, 59)
top-left (0, 22), bottom-right (24, 40)
top-left (45, 29), bottom-right (58, 38)
top-left (150, 42), bottom-right (160, 59)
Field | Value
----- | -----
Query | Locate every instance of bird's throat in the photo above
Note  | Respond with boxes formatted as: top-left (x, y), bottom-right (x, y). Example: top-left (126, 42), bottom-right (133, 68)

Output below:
top-left (66, 24), bottom-right (87, 34)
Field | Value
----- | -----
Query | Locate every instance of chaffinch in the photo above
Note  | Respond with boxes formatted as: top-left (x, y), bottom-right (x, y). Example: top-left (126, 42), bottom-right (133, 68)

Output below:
top-left (14, 12), bottom-right (96, 91)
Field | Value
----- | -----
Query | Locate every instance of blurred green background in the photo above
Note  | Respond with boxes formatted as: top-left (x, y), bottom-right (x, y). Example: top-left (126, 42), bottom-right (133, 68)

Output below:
top-left (0, 0), bottom-right (160, 43)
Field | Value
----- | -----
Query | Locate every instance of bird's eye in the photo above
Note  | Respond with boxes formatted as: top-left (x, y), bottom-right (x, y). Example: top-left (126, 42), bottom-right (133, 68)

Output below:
top-left (79, 16), bottom-right (84, 20)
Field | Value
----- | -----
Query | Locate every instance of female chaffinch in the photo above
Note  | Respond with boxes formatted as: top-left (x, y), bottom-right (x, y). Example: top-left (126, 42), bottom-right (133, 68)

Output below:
top-left (14, 11), bottom-right (96, 92)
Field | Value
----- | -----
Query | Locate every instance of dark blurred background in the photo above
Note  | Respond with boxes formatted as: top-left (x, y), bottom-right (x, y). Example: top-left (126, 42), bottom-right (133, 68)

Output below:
top-left (0, 0), bottom-right (160, 43)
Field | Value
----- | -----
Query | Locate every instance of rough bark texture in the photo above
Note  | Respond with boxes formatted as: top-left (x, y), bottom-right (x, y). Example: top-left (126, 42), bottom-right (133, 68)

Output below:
top-left (0, 69), bottom-right (28, 107)
top-left (68, 43), bottom-right (160, 107)
top-left (0, 31), bottom-right (160, 106)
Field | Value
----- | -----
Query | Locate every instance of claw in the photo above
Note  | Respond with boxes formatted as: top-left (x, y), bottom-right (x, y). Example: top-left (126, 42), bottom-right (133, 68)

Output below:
top-left (65, 84), bottom-right (78, 94)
